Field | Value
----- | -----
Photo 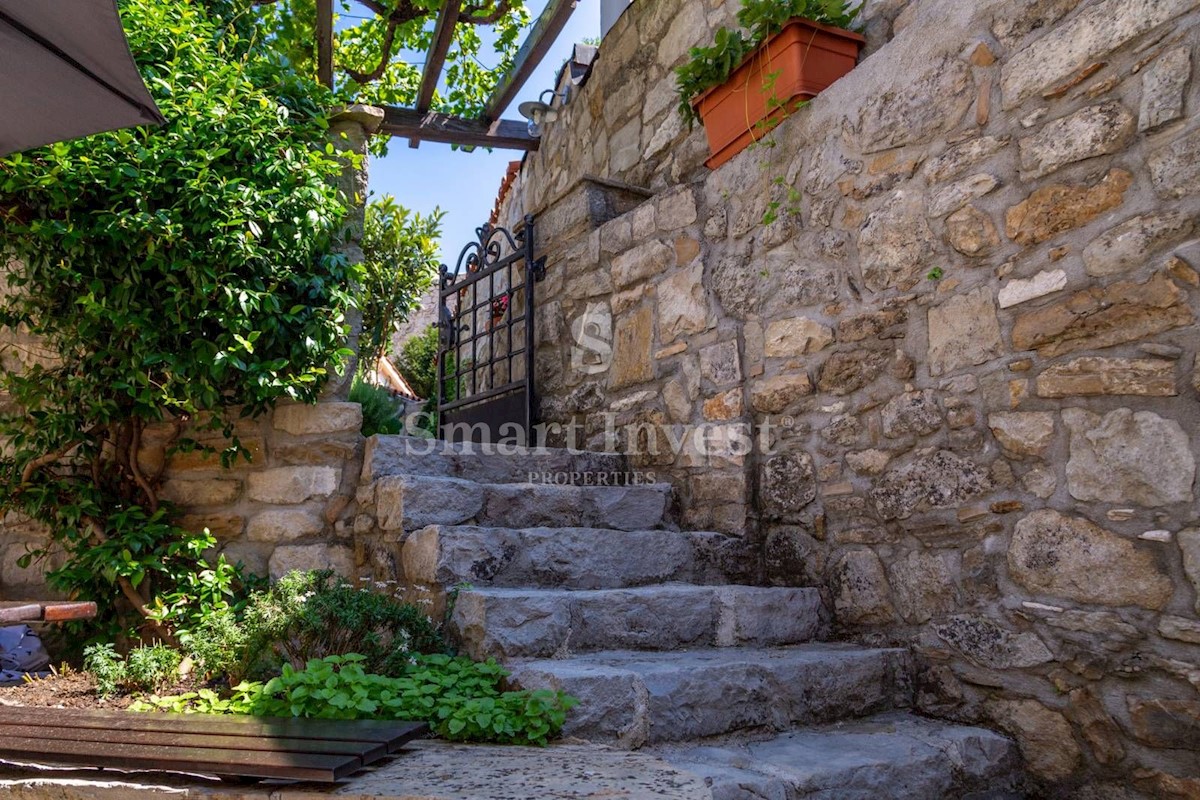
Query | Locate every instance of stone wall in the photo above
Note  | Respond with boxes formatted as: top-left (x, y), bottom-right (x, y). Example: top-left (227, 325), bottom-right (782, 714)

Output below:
top-left (497, 0), bottom-right (1200, 793)
top-left (151, 404), bottom-right (367, 581)
top-left (0, 405), bottom-right (372, 599)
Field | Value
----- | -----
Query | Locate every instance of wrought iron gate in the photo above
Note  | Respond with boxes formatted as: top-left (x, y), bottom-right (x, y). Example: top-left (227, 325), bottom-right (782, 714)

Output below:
top-left (436, 215), bottom-right (545, 445)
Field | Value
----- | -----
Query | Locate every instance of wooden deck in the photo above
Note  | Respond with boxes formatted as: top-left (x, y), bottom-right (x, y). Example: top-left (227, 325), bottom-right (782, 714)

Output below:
top-left (0, 707), bottom-right (427, 782)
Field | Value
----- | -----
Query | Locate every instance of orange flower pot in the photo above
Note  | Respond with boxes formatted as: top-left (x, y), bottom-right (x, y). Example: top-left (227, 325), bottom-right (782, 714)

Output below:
top-left (691, 18), bottom-right (865, 169)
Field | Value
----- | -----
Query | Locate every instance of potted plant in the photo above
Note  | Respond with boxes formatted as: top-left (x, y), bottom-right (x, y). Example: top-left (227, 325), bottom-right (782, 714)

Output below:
top-left (676, 0), bottom-right (865, 169)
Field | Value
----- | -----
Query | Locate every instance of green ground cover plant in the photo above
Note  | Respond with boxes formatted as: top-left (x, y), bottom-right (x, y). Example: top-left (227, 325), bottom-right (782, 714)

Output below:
top-left (134, 653), bottom-right (575, 746)
top-left (124, 572), bottom-right (577, 746)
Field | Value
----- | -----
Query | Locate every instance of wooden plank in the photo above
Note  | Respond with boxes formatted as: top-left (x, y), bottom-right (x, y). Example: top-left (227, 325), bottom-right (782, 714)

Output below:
top-left (380, 106), bottom-right (538, 150)
top-left (410, 0), bottom-right (464, 147)
top-left (0, 722), bottom-right (387, 764)
top-left (482, 0), bottom-right (578, 122)
top-left (0, 736), bottom-right (359, 782)
top-left (0, 604), bottom-right (41, 623)
top-left (316, 0), bottom-right (334, 89)
top-left (42, 601), bottom-right (98, 622)
top-left (0, 707), bottom-right (427, 754)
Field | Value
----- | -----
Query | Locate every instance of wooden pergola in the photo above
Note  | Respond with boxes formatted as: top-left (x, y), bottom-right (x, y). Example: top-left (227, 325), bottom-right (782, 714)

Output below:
top-left (313, 0), bottom-right (578, 151)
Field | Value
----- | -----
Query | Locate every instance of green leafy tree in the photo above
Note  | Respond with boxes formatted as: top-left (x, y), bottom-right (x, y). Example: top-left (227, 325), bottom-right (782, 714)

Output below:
top-left (357, 195), bottom-right (443, 372)
top-left (0, 0), bottom-right (356, 640)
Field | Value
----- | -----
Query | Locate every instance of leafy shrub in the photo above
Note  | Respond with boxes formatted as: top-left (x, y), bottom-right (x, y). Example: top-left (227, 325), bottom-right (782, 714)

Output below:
top-left (134, 654), bottom-right (577, 746)
top-left (145, 529), bottom-right (265, 642)
top-left (83, 644), bottom-right (127, 698)
top-left (394, 324), bottom-right (440, 401)
top-left (189, 570), bottom-right (443, 681)
top-left (349, 376), bottom-right (404, 437)
top-left (184, 602), bottom-right (249, 681)
top-left (393, 324), bottom-right (458, 436)
top-left (84, 642), bottom-right (182, 697)
top-left (126, 644), bottom-right (183, 693)
top-left (675, 0), bottom-right (861, 123)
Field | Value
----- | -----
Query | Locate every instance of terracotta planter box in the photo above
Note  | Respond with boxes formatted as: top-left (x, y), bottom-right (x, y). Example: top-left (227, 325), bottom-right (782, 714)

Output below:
top-left (691, 18), bottom-right (866, 169)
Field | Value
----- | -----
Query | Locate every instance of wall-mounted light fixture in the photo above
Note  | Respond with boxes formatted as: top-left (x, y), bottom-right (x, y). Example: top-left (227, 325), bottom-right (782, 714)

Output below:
top-left (518, 87), bottom-right (571, 138)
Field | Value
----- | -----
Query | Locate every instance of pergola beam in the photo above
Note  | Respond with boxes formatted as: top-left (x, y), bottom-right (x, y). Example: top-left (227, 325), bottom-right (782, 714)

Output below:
top-left (482, 0), bottom-right (577, 122)
top-left (410, 0), bottom-right (464, 148)
top-left (380, 106), bottom-right (539, 150)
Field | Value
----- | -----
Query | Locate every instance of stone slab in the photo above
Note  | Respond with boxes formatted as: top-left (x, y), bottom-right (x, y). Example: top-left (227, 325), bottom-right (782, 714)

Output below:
top-left (1000, 0), bottom-right (1200, 109)
top-left (373, 475), bottom-right (671, 532)
top-left (510, 645), bottom-right (911, 747)
top-left (402, 525), bottom-right (740, 590)
top-left (451, 584), bottom-right (824, 659)
top-left (272, 402), bottom-right (363, 436)
top-left (654, 712), bottom-right (1020, 800)
top-left (997, 269), bottom-right (1067, 309)
top-left (361, 436), bottom-right (627, 484)
top-left (0, 741), bottom-right (710, 799)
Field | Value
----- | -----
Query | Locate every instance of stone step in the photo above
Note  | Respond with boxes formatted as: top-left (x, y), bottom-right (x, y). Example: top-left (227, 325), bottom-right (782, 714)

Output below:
top-left (507, 645), bottom-right (912, 749)
top-left (402, 525), bottom-right (756, 591)
top-left (450, 584), bottom-right (826, 660)
top-left (654, 712), bottom-right (1022, 800)
top-left (362, 435), bottom-right (628, 484)
top-left (370, 474), bottom-right (672, 532)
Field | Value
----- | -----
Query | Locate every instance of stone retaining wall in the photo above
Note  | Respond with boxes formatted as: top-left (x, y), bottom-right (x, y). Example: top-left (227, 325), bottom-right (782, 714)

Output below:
top-left (0, 403), bottom-right (370, 598)
top-left (151, 404), bottom-right (367, 580)
top-left (497, 0), bottom-right (1200, 793)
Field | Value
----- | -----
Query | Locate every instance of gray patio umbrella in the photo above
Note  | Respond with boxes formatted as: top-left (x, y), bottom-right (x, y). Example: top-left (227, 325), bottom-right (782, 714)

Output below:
top-left (0, 0), bottom-right (164, 158)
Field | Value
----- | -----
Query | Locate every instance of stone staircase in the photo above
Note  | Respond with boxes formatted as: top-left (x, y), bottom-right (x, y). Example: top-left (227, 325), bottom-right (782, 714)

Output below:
top-left (361, 436), bottom-right (1025, 799)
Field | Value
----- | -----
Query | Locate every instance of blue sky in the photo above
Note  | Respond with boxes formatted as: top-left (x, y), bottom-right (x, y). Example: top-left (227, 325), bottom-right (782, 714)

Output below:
top-left (366, 0), bottom-right (602, 262)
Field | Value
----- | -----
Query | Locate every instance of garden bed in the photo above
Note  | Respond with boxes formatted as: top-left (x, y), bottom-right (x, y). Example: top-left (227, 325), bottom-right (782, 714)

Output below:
top-left (0, 672), bottom-right (201, 711)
